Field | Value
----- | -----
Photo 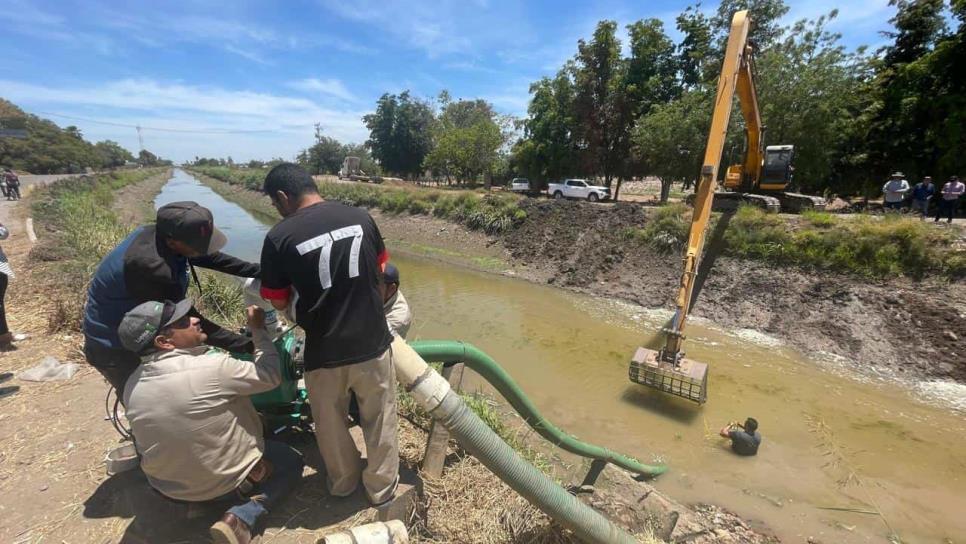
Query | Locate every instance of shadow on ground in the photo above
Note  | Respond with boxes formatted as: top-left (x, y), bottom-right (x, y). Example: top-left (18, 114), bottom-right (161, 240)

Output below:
top-left (83, 440), bottom-right (421, 543)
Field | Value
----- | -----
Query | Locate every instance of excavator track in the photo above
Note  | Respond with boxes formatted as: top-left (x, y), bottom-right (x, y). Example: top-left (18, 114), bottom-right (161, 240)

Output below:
top-left (687, 191), bottom-right (824, 214)
top-left (687, 191), bottom-right (781, 213)
top-left (776, 192), bottom-right (827, 213)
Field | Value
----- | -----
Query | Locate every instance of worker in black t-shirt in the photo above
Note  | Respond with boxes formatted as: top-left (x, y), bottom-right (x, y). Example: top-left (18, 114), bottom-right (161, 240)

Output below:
top-left (720, 417), bottom-right (762, 456)
top-left (258, 163), bottom-right (398, 507)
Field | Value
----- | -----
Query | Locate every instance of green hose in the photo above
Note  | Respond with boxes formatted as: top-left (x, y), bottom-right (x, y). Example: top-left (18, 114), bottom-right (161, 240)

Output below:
top-left (411, 340), bottom-right (667, 478)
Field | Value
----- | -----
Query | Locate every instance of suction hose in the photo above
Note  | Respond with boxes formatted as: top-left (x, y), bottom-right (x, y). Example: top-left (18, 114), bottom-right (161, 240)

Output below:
top-left (392, 337), bottom-right (639, 544)
top-left (410, 340), bottom-right (667, 478)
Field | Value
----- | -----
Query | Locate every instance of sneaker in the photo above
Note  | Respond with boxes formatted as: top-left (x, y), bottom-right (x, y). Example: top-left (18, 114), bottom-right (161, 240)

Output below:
top-left (210, 513), bottom-right (252, 544)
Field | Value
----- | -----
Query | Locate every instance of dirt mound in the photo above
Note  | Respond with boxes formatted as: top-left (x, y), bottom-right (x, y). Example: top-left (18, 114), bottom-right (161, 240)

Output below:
top-left (505, 200), bottom-right (652, 287)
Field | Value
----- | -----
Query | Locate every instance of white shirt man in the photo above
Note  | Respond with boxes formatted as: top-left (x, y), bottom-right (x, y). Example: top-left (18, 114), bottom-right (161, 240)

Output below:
top-left (882, 172), bottom-right (910, 210)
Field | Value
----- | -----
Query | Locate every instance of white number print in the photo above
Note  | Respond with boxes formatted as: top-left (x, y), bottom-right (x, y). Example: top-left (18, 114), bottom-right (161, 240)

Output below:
top-left (295, 225), bottom-right (364, 289)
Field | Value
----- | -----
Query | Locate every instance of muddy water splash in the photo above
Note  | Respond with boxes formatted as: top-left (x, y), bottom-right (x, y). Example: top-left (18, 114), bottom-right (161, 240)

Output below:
top-left (163, 170), bottom-right (965, 543)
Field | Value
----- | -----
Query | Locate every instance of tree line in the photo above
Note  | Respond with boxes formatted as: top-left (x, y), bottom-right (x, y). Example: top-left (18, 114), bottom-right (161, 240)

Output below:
top-left (296, 92), bottom-right (513, 187)
top-left (511, 0), bottom-right (966, 200)
top-left (0, 99), bottom-right (169, 173)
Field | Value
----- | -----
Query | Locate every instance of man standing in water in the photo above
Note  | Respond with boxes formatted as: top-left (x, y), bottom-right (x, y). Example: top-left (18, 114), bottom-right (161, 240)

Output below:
top-left (720, 417), bottom-right (762, 456)
top-left (258, 163), bottom-right (398, 507)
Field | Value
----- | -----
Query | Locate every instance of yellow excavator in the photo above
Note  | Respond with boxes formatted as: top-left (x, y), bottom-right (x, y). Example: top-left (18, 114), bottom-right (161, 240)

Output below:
top-left (688, 11), bottom-right (826, 214)
top-left (629, 10), bottom-right (808, 403)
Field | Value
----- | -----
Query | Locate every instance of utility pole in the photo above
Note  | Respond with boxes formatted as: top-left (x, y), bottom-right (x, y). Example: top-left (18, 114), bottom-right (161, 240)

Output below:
top-left (136, 125), bottom-right (145, 152)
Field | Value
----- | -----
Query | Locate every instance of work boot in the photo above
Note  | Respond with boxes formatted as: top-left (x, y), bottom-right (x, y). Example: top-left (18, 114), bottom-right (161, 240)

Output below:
top-left (210, 513), bottom-right (252, 544)
top-left (0, 333), bottom-right (15, 352)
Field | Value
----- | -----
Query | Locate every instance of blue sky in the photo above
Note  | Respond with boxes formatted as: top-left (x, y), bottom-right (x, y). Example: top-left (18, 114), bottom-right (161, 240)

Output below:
top-left (1, 0), bottom-right (896, 162)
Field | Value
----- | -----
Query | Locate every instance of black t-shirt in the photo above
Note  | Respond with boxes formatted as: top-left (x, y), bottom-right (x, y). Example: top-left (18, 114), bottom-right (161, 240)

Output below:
top-left (259, 201), bottom-right (391, 371)
top-left (729, 429), bottom-right (762, 456)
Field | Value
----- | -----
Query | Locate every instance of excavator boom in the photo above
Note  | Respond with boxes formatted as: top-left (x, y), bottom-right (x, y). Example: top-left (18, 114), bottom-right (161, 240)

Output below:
top-left (628, 10), bottom-right (754, 404)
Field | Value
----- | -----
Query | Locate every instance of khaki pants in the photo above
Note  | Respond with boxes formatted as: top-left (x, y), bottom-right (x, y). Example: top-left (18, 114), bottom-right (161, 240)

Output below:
top-left (305, 348), bottom-right (399, 504)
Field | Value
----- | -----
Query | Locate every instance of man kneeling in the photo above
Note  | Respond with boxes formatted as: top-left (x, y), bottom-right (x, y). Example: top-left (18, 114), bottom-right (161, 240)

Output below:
top-left (118, 300), bottom-right (304, 544)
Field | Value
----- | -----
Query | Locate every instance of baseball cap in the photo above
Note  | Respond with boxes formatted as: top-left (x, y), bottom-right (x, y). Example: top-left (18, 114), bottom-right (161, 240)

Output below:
top-left (156, 202), bottom-right (227, 255)
top-left (118, 299), bottom-right (194, 354)
top-left (384, 263), bottom-right (400, 284)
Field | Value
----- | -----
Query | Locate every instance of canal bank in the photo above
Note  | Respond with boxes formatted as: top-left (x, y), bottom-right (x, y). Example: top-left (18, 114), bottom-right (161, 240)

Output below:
top-left (186, 169), bottom-right (966, 543)
top-left (0, 168), bottom-right (780, 543)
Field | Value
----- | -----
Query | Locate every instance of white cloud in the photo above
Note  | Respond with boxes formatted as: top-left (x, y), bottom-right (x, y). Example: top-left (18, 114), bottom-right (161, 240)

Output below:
top-left (1, 78), bottom-right (370, 162)
top-left (318, 0), bottom-right (529, 58)
top-left (288, 78), bottom-right (358, 102)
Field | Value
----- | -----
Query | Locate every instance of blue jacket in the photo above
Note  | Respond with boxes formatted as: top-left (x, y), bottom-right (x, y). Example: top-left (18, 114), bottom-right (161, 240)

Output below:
top-left (912, 183), bottom-right (935, 201)
top-left (83, 225), bottom-right (259, 350)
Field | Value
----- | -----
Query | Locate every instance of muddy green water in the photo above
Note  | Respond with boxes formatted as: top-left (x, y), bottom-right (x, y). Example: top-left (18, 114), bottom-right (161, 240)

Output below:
top-left (160, 170), bottom-right (966, 543)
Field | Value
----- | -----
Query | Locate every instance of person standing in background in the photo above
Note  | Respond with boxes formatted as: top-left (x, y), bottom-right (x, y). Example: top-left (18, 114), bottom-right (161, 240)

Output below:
top-left (882, 172), bottom-right (910, 212)
top-left (0, 221), bottom-right (14, 350)
top-left (935, 176), bottom-right (964, 223)
top-left (3, 169), bottom-right (20, 201)
top-left (910, 176), bottom-right (935, 220)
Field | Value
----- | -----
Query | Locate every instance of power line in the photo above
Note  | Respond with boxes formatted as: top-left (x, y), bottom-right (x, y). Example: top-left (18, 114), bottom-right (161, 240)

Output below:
top-left (32, 110), bottom-right (314, 134)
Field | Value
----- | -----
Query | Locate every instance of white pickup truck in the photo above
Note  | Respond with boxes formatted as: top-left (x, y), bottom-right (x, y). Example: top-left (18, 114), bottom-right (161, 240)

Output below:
top-left (547, 179), bottom-right (611, 202)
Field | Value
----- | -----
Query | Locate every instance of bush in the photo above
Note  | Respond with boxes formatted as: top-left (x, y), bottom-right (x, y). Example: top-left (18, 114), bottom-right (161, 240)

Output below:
top-left (725, 205), bottom-right (962, 279)
top-left (629, 203), bottom-right (692, 253)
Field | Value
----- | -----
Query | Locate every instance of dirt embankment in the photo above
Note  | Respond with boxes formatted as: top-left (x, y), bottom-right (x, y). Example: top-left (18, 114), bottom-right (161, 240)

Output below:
top-left (387, 198), bottom-right (966, 384)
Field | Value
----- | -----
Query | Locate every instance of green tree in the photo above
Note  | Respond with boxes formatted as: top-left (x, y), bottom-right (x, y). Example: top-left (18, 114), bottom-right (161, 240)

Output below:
top-left (511, 69), bottom-right (577, 186)
top-left (0, 99), bottom-right (103, 173)
top-left (632, 90), bottom-right (714, 201)
top-left (424, 97), bottom-right (503, 186)
top-left (882, 0), bottom-right (948, 66)
top-left (572, 20), bottom-right (627, 188)
top-left (711, 0), bottom-right (789, 49)
top-left (625, 18), bottom-right (679, 115)
top-left (138, 149), bottom-right (160, 166)
top-left (297, 124), bottom-right (345, 175)
top-left (755, 12), bottom-right (874, 194)
top-left (94, 140), bottom-right (135, 168)
top-left (363, 91), bottom-right (435, 178)
top-left (864, 0), bottom-right (965, 185)
top-left (676, 4), bottom-right (716, 89)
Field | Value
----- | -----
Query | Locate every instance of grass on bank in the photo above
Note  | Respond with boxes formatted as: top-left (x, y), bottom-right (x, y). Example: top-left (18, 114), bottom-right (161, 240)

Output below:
top-left (626, 204), bottom-right (965, 279)
top-left (191, 165), bottom-right (527, 235)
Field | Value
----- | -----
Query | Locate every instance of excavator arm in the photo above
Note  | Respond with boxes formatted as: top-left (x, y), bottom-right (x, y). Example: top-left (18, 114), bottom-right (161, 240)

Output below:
top-left (663, 10), bottom-right (751, 360)
top-left (628, 11), bottom-right (754, 404)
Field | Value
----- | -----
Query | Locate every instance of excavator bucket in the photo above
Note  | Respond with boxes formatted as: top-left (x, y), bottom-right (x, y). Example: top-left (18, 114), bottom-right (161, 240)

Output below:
top-left (629, 347), bottom-right (708, 404)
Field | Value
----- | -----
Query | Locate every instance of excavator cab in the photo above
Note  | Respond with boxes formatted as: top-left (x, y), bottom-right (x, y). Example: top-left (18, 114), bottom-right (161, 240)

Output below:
top-left (760, 145), bottom-right (794, 190)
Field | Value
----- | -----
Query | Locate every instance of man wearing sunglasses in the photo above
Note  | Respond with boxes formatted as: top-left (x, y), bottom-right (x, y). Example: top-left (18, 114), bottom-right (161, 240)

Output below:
top-left (84, 201), bottom-right (260, 394)
top-left (118, 300), bottom-right (304, 544)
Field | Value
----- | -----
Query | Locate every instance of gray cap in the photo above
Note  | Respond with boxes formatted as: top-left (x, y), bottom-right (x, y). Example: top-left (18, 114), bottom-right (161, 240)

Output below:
top-left (118, 299), bottom-right (193, 354)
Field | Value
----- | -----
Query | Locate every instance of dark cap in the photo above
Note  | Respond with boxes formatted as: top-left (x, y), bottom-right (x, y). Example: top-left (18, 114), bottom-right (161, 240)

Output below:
top-left (118, 299), bottom-right (193, 354)
top-left (384, 263), bottom-right (400, 284)
top-left (156, 202), bottom-right (227, 255)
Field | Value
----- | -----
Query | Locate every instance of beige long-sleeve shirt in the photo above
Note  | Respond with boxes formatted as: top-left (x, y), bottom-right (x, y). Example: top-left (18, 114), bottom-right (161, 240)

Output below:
top-left (122, 328), bottom-right (281, 502)
top-left (384, 289), bottom-right (413, 339)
